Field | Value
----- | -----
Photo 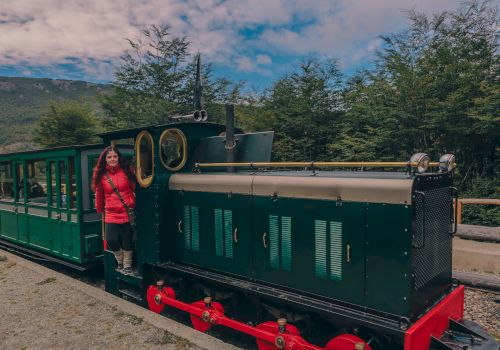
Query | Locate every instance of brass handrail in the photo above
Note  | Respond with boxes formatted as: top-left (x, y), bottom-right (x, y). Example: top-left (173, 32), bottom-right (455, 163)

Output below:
top-left (195, 161), bottom-right (442, 168)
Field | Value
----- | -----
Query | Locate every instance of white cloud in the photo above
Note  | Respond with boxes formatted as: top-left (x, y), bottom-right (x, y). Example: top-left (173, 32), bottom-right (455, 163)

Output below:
top-left (256, 54), bottom-right (272, 65)
top-left (0, 0), bottom-right (462, 81)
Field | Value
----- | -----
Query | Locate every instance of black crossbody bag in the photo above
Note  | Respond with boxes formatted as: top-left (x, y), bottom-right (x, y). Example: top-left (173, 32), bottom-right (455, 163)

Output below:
top-left (105, 173), bottom-right (138, 241)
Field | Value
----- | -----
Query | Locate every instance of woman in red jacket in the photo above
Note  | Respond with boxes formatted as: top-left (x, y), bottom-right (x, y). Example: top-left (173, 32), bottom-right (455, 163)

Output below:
top-left (92, 146), bottom-right (136, 274)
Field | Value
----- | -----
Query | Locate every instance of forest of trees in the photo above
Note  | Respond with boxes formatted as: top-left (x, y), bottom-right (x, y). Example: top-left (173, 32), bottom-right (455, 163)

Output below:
top-left (33, 0), bottom-right (498, 225)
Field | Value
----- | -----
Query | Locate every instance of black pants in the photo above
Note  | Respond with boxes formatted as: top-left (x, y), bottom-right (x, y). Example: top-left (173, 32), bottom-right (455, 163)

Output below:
top-left (106, 223), bottom-right (133, 251)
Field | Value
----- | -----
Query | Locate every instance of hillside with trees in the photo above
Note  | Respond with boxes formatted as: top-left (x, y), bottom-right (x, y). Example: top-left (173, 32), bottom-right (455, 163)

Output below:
top-left (2, 0), bottom-right (498, 225)
top-left (0, 77), bottom-right (110, 151)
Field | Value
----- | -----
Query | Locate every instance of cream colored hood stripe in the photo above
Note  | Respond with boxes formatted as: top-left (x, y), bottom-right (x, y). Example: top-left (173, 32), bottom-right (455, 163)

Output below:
top-left (169, 174), bottom-right (413, 205)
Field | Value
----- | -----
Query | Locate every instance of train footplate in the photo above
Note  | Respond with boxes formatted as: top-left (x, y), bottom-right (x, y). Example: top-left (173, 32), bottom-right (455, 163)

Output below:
top-left (430, 319), bottom-right (500, 350)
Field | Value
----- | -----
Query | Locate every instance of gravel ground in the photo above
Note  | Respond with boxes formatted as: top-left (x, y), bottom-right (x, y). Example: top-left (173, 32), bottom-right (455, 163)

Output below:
top-left (464, 287), bottom-right (500, 340)
top-left (1, 252), bottom-right (498, 349)
top-left (0, 255), bottom-right (203, 350)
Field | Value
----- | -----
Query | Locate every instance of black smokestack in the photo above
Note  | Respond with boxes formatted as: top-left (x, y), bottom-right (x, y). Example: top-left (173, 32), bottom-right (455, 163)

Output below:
top-left (225, 104), bottom-right (235, 172)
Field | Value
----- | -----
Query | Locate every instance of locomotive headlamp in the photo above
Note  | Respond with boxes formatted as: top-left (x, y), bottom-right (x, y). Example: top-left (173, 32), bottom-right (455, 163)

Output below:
top-left (410, 153), bottom-right (430, 173)
top-left (439, 154), bottom-right (456, 173)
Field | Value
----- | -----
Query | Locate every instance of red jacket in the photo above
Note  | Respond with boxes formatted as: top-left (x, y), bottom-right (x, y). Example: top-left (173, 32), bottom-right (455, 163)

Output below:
top-left (95, 165), bottom-right (136, 224)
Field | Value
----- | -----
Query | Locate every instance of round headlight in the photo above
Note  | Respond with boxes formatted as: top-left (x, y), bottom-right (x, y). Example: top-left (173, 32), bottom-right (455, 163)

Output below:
top-left (439, 154), bottom-right (455, 173)
top-left (410, 153), bottom-right (430, 173)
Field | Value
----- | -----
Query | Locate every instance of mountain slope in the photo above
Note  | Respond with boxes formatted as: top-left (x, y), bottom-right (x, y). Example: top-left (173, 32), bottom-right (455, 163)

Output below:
top-left (0, 76), bottom-right (111, 152)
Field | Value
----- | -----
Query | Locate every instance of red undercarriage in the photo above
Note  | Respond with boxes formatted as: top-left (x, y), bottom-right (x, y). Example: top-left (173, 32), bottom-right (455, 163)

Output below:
top-left (146, 283), bottom-right (465, 350)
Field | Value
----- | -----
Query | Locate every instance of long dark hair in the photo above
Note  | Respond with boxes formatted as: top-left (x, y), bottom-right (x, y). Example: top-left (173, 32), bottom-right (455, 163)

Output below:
top-left (91, 146), bottom-right (135, 191)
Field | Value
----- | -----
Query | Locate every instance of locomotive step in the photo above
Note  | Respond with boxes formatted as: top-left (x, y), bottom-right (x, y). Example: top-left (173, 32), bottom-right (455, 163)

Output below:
top-left (119, 286), bottom-right (144, 303)
top-left (115, 269), bottom-right (143, 287)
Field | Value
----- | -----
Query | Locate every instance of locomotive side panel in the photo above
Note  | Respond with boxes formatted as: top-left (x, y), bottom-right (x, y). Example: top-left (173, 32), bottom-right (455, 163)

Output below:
top-left (252, 195), bottom-right (367, 306)
top-left (365, 203), bottom-right (413, 317)
top-left (168, 190), bottom-right (253, 277)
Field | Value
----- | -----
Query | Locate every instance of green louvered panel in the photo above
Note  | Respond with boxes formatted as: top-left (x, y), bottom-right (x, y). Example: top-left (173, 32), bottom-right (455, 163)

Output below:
top-left (268, 215), bottom-right (292, 270)
top-left (183, 205), bottom-right (199, 251)
top-left (214, 209), bottom-right (224, 256)
top-left (314, 220), bottom-right (343, 281)
top-left (330, 221), bottom-right (342, 280)
top-left (183, 206), bottom-right (191, 249)
top-left (269, 215), bottom-right (280, 269)
top-left (214, 209), bottom-right (233, 258)
top-left (224, 210), bottom-right (233, 258)
top-left (281, 216), bottom-right (292, 271)
top-left (314, 220), bottom-right (327, 278)
top-left (191, 207), bottom-right (199, 251)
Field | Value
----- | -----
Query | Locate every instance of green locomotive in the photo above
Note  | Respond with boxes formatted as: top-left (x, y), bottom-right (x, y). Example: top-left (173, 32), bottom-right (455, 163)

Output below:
top-left (0, 145), bottom-right (105, 269)
top-left (1, 65), bottom-right (496, 349)
top-left (98, 110), bottom-right (497, 349)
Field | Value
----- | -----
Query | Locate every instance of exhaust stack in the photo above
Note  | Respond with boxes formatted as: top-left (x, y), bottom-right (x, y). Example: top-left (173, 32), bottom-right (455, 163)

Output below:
top-left (193, 53), bottom-right (207, 121)
top-left (225, 104), bottom-right (235, 172)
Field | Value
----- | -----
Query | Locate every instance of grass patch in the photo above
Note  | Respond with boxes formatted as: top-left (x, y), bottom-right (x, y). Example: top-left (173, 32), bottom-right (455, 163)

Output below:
top-left (0, 255), bottom-right (7, 262)
top-left (117, 332), bottom-right (131, 339)
top-left (127, 314), bottom-right (143, 325)
top-left (112, 309), bottom-right (143, 325)
top-left (153, 331), bottom-right (192, 347)
top-left (158, 331), bottom-right (176, 345)
top-left (36, 277), bottom-right (56, 285)
top-left (113, 309), bottom-right (126, 318)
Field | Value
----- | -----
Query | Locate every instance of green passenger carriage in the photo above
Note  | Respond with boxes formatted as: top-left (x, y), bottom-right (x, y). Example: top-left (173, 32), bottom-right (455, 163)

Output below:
top-left (0, 145), bottom-right (105, 269)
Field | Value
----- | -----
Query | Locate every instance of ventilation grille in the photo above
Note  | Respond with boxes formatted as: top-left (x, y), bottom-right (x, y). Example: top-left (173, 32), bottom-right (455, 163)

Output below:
top-left (315, 220), bottom-right (343, 281)
top-left (183, 205), bottom-right (199, 251)
top-left (412, 187), bottom-right (452, 290)
top-left (215, 209), bottom-right (233, 258)
top-left (269, 215), bottom-right (292, 271)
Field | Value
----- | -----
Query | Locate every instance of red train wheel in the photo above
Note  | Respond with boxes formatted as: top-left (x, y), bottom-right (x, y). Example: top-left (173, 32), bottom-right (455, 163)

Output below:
top-left (255, 321), bottom-right (300, 350)
top-left (189, 300), bottom-right (225, 333)
top-left (325, 334), bottom-right (372, 350)
top-left (146, 285), bottom-right (176, 314)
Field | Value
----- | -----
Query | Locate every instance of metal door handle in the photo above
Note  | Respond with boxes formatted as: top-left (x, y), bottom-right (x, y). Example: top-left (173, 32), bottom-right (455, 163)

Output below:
top-left (233, 228), bottom-right (238, 243)
top-left (178, 220), bottom-right (182, 233)
top-left (346, 244), bottom-right (351, 263)
top-left (262, 232), bottom-right (267, 248)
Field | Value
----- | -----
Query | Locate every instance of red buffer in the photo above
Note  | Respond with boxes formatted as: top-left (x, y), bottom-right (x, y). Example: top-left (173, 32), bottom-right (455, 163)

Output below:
top-left (146, 282), bottom-right (371, 350)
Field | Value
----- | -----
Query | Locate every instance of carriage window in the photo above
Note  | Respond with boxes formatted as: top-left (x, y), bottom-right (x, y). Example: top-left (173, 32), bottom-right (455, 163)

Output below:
top-left (89, 156), bottom-right (99, 209)
top-left (160, 129), bottom-right (187, 171)
top-left (59, 161), bottom-right (67, 208)
top-left (135, 131), bottom-right (154, 187)
top-left (68, 157), bottom-right (76, 209)
top-left (0, 162), bottom-right (14, 201)
top-left (27, 160), bottom-right (48, 205)
top-left (49, 162), bottom-right (57, 207)
top-left (15, 163), bottom-right (25, 203)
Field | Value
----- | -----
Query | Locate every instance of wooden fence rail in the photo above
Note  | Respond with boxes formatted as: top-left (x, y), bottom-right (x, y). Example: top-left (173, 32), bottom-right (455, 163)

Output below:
top-left (455, 198), bottom-right (500, 224)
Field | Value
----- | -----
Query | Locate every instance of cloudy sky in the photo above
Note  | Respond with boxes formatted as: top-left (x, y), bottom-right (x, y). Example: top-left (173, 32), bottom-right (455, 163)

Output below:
top-left (0, 0), bottom-right (473, 88)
